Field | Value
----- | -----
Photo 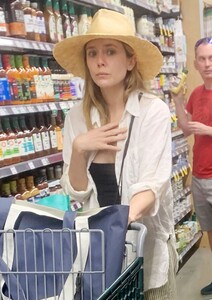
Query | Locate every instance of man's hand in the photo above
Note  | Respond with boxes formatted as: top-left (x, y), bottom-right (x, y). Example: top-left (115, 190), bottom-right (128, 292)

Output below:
top-left (188, 121), bottom-right (212, 136)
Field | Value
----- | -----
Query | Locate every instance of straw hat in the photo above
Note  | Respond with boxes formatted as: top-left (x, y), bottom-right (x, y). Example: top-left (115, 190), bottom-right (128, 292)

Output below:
top-left (53, 9), bottom-right (163, 81)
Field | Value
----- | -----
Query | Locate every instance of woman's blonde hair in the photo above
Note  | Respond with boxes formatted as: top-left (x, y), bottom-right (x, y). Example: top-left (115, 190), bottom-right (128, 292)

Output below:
top-left (83, 42), bottom-right (146, 129)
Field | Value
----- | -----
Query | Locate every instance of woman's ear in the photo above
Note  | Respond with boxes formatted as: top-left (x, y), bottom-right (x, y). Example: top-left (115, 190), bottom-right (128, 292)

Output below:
top-left (127, 55), bottom-right (136, 71)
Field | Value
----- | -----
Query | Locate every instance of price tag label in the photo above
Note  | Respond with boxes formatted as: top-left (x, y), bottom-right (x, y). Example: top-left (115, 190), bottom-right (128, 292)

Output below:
top-left (49, 103), bottom-right (58, 111)
top-left (43, 104), bottom-right (49, 111)
top-left (22, 41), bottom-right (30, 48)
top-left (41, 157), bottom-right (49, 166)
top-left (60, 102), bottom-right (68, 110)
top-left (19, 106), bottom-right (27, 114)
top-left (0, 108), bottom-right (8, 116)
top-left (32, 42), bottom-right (39, 50)
top-left (12, 107), bottom-right (20, 114)
top-left (26, 105), bottom-right (36, 113)
top-left (10, 166), bottom-right (17, 175)
top-left (15, 40), bottom-right (22, 48)
top-left (37, 105), bottom-right (44, 112)
top-left (38, 43), bottom-right (45, 51)
top-left (45, 43), bottom-right (53, 51)
top-left (28, 161), bottom-right (35, 169)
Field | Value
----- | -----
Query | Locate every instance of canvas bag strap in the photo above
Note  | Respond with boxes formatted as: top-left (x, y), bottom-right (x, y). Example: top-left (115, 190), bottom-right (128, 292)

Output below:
top-left (117, 92), bottom-right (143, 199)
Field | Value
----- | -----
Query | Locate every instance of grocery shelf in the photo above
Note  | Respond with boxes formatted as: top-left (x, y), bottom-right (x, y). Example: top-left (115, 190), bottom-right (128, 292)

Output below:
top-left (178, 231), bottom-right (203, 270)
top-left (71, 0), bottom-right (124, 13)
top-left (0, 36), bottom-right (54, 55)
top-left (0, 100), bottom-right (82, 116)
top-left (0, 152), bottom-right (63, 179)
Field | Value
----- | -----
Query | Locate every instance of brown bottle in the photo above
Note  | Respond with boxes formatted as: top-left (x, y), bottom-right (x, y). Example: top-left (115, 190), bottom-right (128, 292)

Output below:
top-left (36, 2), bottom-right (47, 42)
top-left (6, 0), bottom-right (26, 38)
top-left (55, 111), bottom-right (63, 151)
top-left (31, 1), bottom-right (40, 42)
top-left (1, 182), bottom-right (12, 197)
top-left (23, 0), bottom-right (34, 40)
top-left (35, 112), bottom-right (51, 156)
top-left (26, 113), bottom-right (44, 157)
top-left (9, 178), bottom-right (22, 199)
top-left (43, 0), bottom-right (57, 43)
top-left (10, 115), bottom-right (29, 162)
top-left (18, 114), bottom-right (35, 160)
top-left (2, 116), bottom-right (20, 165)
top-left (26, 174), bottom-right (40, 198)
top-left (44, 111), bottom-right (58, 154)
top-left (0, 119), bottom-right (6, 167)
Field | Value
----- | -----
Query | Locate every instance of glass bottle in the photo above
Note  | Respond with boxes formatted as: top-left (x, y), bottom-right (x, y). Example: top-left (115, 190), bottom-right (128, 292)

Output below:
top-left (1, 182), bottom-right (12, 197)
top-left (26, 174), bottom-right (40, 198)
top-left (44, 111), bottom-right (58, 154)
top-left (2, 116), bottom-right (20, 164)
top-left (36, 1), bottom-right (47, 42)
top-left (40, 57), bottom-right (54, 102)
top-left (78, 6), bottom-right (89, 35)
top-left (23, 0), bottom-right (34, 40)
top-left (17, 177), bottom-right (31, 200)
top-left (0, 54), bottom-right (11, 106)
top-left (18, 114), bottom-right (35, 160)
top-left (15, 55), bottom-right (31, 103)
top-left (0, 118), bottom-right (6, 167)
top-left (52, 0), bottom-right (63, 42)
top-left (55, 111), bottom-right (63, 151)
top-left (61, 0), bottom-right (71, 39)
top-left (9, 178), bottom-right (22, 199)
top-left (35, 112), bottom-right (51, 156)
top-left (10, 115), bottom-right (29, 161)
top-left (26, 113), bottom-right (44, 157)
top-left (22, 55), bottom-right (37, 103)
top-left (6, 0), bottom-right (26, 38)
top-left (31, 1), bottom-right (40, 42)
top-left (43, 0), bottom-right (57, 43)
top-left (67, 1), bottom-right (78, 36)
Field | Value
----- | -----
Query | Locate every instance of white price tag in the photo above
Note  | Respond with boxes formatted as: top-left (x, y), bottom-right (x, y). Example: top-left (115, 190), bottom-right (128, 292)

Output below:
top-left (41, 157), bottom-right (49, 166)
top-left (28, 161), bottom-right (35, 169)
top-left (60, 102), bottom-right (68, 110)
top-left (19, 106), bottom-right (27, 114)
top-left (22, 41), bottom-right (30, 48)
top-left (10, 166), bottom-right (17, 174)
top-left (38, 43), bottom-right (45, 51)
top-left (32, 42), bottom-right (39, 49)
top-left (12, 107), bottom-right (20, 114)
top-left (0, 108), bottom-right (8, 116)
top-left (15, 40), bottom-right (22, 48)
top-left (26, 106), bottom-right (36, 113)
top-left (37, 105), bottom-right (44, 112)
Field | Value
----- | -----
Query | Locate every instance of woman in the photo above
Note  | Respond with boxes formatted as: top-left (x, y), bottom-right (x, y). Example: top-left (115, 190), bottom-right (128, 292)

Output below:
top-left (53, 8), bottom-right (178, 299)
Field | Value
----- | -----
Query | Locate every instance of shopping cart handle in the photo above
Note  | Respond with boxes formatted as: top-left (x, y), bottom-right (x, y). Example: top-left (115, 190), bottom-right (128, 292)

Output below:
top-left (128, 222), bottom-right (147, 257)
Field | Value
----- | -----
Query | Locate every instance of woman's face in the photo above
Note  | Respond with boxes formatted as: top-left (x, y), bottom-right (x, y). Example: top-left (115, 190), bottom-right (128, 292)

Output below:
top-left (85, 39), bottom-right (135, 90)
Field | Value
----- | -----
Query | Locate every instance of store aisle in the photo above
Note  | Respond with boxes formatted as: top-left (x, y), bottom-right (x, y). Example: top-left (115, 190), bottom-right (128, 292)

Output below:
top-left (176, 247), bottom-right (212, 300)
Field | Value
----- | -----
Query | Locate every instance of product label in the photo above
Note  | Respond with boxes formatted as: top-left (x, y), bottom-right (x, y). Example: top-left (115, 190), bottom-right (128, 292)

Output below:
top-left (32, 132), bottom-right (43, 152)
top-left (0, 11), bottom-right (7, 32)
top-left (24, 14), bottom-right (33, 33)
top-left (48, 15), bottom-right (57, 42)
top-left (49, 130), bottom-right (57, 148)
top-left (41, 131), bottom-right (50, 150)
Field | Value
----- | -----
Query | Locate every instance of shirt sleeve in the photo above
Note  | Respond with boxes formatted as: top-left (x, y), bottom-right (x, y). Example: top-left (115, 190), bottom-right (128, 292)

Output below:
top-left (59, 108), bottom-right (93, 203)
top-left (128, 99), bottom-right (173, 216)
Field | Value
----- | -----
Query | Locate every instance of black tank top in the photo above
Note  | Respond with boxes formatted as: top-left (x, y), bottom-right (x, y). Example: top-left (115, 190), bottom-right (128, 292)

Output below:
top-left (89, 162), bottom-right (121, 207)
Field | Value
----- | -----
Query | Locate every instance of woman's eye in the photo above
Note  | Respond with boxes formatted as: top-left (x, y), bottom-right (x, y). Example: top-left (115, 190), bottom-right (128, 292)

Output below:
top-left (87, 50), bottom-right (96, 57)
top-left (107, 49), bottom-right (116, 55)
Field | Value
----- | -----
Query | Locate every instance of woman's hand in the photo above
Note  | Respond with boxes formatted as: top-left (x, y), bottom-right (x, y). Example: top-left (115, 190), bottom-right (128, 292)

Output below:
top-left (73, 122), bottom-right (127, 155)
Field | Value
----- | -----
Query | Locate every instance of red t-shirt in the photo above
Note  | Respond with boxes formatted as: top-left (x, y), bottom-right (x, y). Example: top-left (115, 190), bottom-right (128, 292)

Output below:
top-left (186, 85), bottom-right (212, 178)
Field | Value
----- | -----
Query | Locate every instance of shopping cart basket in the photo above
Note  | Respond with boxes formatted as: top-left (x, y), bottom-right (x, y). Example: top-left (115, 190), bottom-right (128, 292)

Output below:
top-left (0, 223), bottom-right (146, 300)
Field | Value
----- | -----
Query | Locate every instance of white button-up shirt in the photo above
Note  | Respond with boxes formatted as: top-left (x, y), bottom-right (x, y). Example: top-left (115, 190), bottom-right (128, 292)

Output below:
top-left (60, 90), bottom-right (178, 291)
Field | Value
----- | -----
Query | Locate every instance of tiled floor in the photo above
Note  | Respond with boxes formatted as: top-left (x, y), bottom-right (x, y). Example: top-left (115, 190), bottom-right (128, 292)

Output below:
top-left (176, 247), bottom-right (212, 300)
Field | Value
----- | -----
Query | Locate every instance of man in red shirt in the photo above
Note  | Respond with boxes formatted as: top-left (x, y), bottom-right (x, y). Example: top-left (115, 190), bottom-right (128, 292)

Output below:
top-left (172, 37), bottom-right (212, 296)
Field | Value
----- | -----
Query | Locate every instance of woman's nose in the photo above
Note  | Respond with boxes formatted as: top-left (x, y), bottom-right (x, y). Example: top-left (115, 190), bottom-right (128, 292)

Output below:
top-left (97, 54), bottom-right (105, 67)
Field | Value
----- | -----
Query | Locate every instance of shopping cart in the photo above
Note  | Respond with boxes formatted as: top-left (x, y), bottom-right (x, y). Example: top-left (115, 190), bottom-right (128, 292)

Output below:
top-left (0, 222), bottom-right (147, 300)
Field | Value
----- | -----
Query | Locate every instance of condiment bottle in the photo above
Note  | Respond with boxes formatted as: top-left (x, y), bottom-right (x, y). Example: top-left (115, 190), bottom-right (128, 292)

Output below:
top-left (26, 113), bottom-right (44, 157)
top-left (61, 0), bottom-right (71, 38)
top-left (1, 182), bottom-right (12, 197)
top-left (2, 116), bottom-right (20, 164)
top-left (0, 119), bottom-right (6, 167)
top-left (9, 178), bottom-right (22, 199)
top-left (31, 1), bottom-right (40, 42)
top-left (55, 111), bottom-right (64, 151)
top-left (78, 6), bottom-right (89, 35)
top-left (43, 0), bottom-right (57, 43)
top-left (52, 0), bottom-right (64, 42)
top-left (36, 2), bottom-right (47, 42)
top-left (26, 175), bottom-right (40, 198)
top-left (22, 55), bottom-right (37, 103)
top-left (44, 111), bottom-right (58, 154)
top-left (15, 55), bottom-right (31, 103)
top-left (18, 114), bottom-right (35, 160)
top-left (6, 0), bottom-right (26, 39)
top-left (35, 112), bottom-right (51, 156)
top-left (23, 0), bottom-right (34, 40)
top-left (10, 115), bottom-right (29, 161)
top-left (67, 1), bottom-right (78, 36)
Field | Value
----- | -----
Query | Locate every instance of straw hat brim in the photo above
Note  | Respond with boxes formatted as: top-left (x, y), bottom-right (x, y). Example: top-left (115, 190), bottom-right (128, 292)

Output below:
top-left (53, 34), bottom-right (163, 81)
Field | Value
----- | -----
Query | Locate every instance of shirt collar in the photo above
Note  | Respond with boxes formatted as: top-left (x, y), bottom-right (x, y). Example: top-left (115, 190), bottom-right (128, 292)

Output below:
top-left (90, 90), bottom-right (142, 127)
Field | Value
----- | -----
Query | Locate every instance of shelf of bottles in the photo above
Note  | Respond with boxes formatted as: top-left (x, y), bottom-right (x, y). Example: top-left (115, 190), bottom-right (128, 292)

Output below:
top-left (70, 0), bottom-right (124, 13)
top-left (0, 152), bottom-right (63, 180)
